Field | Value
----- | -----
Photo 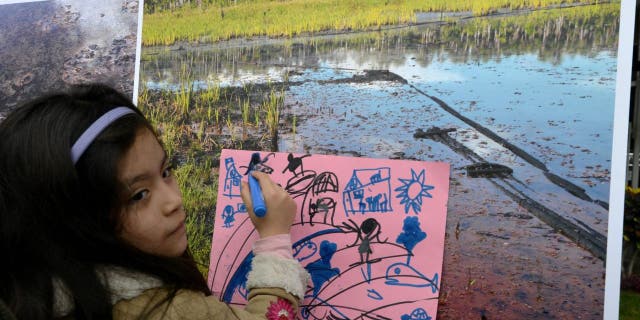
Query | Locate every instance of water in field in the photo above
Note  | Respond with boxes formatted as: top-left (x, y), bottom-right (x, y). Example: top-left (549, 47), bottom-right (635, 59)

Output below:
top-left (141, 5), bottom-right (619, 318)
top-left (142, 9), bottom-right (618, 204)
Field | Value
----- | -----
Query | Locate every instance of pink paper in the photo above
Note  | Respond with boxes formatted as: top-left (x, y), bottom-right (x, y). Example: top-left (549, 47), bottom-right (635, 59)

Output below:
top-left (208, 149), bottom-right (450, 319)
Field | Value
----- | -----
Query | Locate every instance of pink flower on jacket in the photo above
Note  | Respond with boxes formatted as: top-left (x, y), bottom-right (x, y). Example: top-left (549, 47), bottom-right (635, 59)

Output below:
top-left (266, 298), bottom-right (294, 320)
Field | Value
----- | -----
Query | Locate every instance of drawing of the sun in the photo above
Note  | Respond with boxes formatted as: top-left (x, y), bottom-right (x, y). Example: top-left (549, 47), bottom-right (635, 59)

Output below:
top-left (395, 169), bottom-right (434, 214)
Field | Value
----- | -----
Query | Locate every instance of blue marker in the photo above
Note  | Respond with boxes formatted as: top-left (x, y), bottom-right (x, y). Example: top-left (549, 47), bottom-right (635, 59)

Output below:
top-left (248, 153), bottom-right (267, 217)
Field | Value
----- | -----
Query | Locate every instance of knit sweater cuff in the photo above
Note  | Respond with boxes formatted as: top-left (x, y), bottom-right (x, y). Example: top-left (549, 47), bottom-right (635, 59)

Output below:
top-left (252, 233), bottom-right (294, 259)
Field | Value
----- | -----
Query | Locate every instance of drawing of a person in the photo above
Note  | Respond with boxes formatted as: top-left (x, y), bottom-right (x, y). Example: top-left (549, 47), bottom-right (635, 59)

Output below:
top-left (222, 205), bottom-right (235, 228)
top-left (345, 218), bottom-right (386, 267)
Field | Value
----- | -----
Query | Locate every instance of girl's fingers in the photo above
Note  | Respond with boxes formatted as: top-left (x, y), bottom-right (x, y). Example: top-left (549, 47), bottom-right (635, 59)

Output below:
top-left (251, 171), bottom-right (277, 192)
top-left (240, 180), bottom-right (253, 212)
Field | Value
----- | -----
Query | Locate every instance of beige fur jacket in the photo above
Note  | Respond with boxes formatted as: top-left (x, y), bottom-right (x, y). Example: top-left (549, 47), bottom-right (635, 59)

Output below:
top-left (54, 254), bottom-right (310, 320)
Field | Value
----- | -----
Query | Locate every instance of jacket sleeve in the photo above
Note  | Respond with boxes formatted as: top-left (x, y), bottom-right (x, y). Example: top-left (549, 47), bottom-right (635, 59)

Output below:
top-left (113, 285), bottom-right (303, 320)
top-left (113, 237), bottom-right (310, 320)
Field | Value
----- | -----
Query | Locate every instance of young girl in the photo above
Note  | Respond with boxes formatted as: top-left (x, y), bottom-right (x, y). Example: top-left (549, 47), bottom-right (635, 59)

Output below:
top-left (0, 83), bottom-right (309, 319)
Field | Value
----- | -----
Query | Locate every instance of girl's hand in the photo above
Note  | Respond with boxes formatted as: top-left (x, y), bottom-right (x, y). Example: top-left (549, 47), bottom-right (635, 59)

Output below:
top-left (240, 171), bottom-right (296, 238)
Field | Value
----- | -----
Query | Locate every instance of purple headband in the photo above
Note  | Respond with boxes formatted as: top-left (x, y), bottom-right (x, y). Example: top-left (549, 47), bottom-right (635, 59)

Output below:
top-left (71, 107), bottom-right (135, 164)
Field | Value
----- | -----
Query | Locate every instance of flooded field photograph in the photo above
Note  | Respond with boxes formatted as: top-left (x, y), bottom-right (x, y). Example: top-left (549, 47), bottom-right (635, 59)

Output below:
top-left (138, 1), bottom-right (621, 318)
top-left (0, 0), bottom-right (139, 116)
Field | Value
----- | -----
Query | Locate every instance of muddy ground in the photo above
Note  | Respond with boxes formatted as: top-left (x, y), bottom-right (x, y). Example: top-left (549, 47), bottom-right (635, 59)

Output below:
top-left (155, 68), bottom-right (608, 318)
top-left (275, 72), bottom-right (607, 319)
top-left (439, 176), bottom-right (603, 319)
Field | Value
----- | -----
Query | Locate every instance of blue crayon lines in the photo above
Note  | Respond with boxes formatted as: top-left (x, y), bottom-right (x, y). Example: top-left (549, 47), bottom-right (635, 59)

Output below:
top-left (343, 168), bottom-right (393, 215)
top-left (223, 158), bottom-right (243, 198)
top-left (395, 168), bottom-right (434, 214)
top-left (401, 308), bottom-right (432, 320)
top-left (385, 262), bottom-right (439, 294)
top-left (215, 154), bottom-right (444, 318)
top-left (293, 240), bottom-right (318, 262)
top-left (221, 203), bottom-right (247, 228)
top-left (306, 240), bottom-right (340, 297)
top-left (366, 288), bottom-right (383, 300)
top-left (396, 216), bottom-right (427, 265)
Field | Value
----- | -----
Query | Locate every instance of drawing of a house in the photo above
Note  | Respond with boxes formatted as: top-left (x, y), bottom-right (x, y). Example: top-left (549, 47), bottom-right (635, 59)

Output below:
top-left (342, 167), bottom-right (393, 215)
top-left (223, 157), bottom-right (242, 198)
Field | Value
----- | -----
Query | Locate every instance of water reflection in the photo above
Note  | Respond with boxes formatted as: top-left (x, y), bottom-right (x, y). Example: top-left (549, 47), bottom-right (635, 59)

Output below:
top-left (140, 5), bottom-right (619, 202)
top-left (142, 4), bottom-right (618, 87)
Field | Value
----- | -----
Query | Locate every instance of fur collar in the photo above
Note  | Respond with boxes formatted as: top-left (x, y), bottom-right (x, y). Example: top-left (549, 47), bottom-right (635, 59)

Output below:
top-left (53, 266), bottom-right (163, 317)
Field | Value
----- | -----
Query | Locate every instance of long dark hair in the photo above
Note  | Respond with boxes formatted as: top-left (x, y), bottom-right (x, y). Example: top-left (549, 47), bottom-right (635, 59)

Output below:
top-left (0, 84), bottom-right (210, 319)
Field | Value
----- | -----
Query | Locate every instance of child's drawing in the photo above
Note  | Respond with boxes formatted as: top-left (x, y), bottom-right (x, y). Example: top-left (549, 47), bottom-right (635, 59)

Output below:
top-left (223, 157), bottom-right (242, 198)
top-left (306, 240), bottom-right (341, 296)
top-left (221, 203), bottom-right (247, 228)
top-left (343, 168), bottom-right (393, 215)
top-left (283, 165), bottom-right (340, 226)
top-left (395, 169), bottom-right (434, 214)
top-left (340, 218), bottom-right (387, 267)
top-left (283, 153), bottom-right (312, 176)
top-left (397, 216), bottom-right (427, 265)
top-left (239, 152), bottom-right (276, 175)
top-left (293, 240), bottom-right (318, 262)
top-left (209, 149), bottom-right (450, 319)
top-left (402, 308), bottom-right (432, 320)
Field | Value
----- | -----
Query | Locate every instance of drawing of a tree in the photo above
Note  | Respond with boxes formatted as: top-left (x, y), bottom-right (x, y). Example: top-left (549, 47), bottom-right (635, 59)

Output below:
top-left (396, 216), bottom-right (427, 265)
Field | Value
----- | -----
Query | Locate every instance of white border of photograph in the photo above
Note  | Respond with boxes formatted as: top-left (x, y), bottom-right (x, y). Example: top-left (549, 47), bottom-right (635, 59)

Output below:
top-left (605, 0), bottom-right (636, 319)
top-left (133, 0), bottom-right (144, 105)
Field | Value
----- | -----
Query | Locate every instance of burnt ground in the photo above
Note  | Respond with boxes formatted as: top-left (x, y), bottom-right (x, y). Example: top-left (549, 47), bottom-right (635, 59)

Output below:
top-left (0, 0), bottom-right (138, 117)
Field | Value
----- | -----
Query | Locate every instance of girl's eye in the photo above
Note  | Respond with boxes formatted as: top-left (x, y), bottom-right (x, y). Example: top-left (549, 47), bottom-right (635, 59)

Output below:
top-left (131, 190), bottom-right (149, 202)
top-left (162, 165), bottom-right (174, 179)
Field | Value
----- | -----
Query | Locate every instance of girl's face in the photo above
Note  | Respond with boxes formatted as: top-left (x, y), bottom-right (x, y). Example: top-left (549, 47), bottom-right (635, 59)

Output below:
top-left (117, 128), bottom-right (187, 257)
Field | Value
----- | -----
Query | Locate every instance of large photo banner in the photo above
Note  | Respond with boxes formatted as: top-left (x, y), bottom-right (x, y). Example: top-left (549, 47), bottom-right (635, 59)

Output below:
top-left (0, 0), bottom-right (633, 318)
top-left (136, 1), bottom-right (629, 318)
